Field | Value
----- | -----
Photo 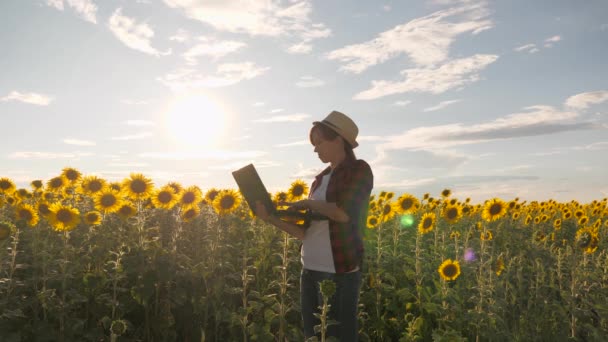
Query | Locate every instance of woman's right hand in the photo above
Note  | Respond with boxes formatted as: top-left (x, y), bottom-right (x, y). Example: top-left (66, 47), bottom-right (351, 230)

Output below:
top-left (254, 201), bottom-right (271, 221)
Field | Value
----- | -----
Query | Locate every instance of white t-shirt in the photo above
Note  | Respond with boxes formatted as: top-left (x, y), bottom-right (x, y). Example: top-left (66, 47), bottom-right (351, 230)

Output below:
top-left (301, 171), bottom-right (335, 273)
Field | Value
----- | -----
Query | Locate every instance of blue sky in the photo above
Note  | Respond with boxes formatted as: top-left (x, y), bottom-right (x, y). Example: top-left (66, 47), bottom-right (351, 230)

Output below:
top-left (1, 0), bottom-right (607, 203)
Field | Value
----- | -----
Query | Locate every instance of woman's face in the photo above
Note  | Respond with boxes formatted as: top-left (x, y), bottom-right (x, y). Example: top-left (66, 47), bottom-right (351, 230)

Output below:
top-left (311, 128), bottom-right (341, 163)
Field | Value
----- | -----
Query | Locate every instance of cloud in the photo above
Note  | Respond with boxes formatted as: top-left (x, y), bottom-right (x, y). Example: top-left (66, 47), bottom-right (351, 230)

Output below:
top-left (253, 113), bottom-right (311, 123)
top-left (274, 140), bottom-right (309, 147)
top-left (8, 151), bottom-right (93, 159)
top-left (158, 62), bottom-right (270, 91)
top-left (287, 42), bottom-right (313, 54)
top-left (270, 108), bottom-right (284, 113)
top-left (110, 132), bottom-right (153, 140)
top-left (295, 76), bottom-right (324, 88)
top-left (326, 2), bottom-right (492, 73)
top-left (544, 35), bottom-right (561, 47)
top-left (0, 91), bottom-right (53, 106)
top-left (565, 90), bottom-right (608, 109)
top-left (63, 138), bottom-right (96, 146)
top-left (423, 99), bottom-right (462, 112)
top-left (163, 0), bottom-right (330, 46)
top-left (125, 120), bottom-right (156, 126)
top-left (513, 43), bottom-right (539, 53)
top-left (515, 35), bottom-right (561, 53)
top-left (169, 28), bottom-right (190, 42)
top-left (108, 8), bottom-right (170, 57)
top-left (182, 38), bottom-right (246, 64)
top-left (376, 105), bottom-right (595, 153)
top-left (252, 102), bottom-right (265, 107)
top-left (139, 150), bottom-right (267, 161)
top-left (353, 54), bottom-right (498, 100)
top-left (394, 100), bottom-right (412, 106)
top-left (45, 0), bottom-right (98, 23)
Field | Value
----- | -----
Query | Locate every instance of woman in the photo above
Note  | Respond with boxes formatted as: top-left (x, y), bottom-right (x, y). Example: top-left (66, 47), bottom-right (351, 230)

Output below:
top-left (255, 110), bottom-right (373, 341)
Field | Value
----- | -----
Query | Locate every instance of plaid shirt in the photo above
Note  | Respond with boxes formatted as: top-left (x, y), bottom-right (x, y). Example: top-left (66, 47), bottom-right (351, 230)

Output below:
top-left (308, 158), bottom-right (373, 273)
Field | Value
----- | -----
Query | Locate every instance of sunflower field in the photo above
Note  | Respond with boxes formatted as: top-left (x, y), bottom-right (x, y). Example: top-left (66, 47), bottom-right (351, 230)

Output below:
top-left (1, 167), bottom-right (607, 341)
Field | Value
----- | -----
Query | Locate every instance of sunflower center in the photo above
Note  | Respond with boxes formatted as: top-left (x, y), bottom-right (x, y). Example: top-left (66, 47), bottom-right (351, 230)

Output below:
top-left (383, 205), bottom-right (391, 215)
top-left (130, 180), bottom-right (147, 194)
top-left (220, 196), bottom-right (235, 209)
top-left (32, 180), bottom-right (43, 188)
top-left (65, 170), bottom-right (79, 181)
top-left (183, 209), bottom-right (196, 219)
top-left (401, 199), bottom-right (413, 210)
top-left (370, 217), bottom-right (378, 225)
top-left (50, 178), bottom-right (63, 188)
top-left (292, 185), bottom-right (304, 197)
top-left (86, 213), bottom-right (99, 221)
top-left (182, 192), bottom-right (195, 204)
top-left (423, 217), bottom-right (433, 229)
top-left (442, 264), bottom-right (457, 277)
top-left (88, 181), bottom-right (103, 192)
top-left (119, 206), bottom-right (134, 216)
top-left (101, 194), bottom-right (117, 207)
top-left (277, 193), bottom-right (287, 202)
top-left (39, 204), bottom-right (51, 215)
top-left (0, 180), bottom-right (12, 190)
top-left (56, 209), bottom-right (73, 223)
top-left (158, 191), bottom-right (173, 204)
top-left (489, 203), bottom-right (502, 215)
top-left (18, 209), bottom-right (33, 221)
top-left (446, 208), bottom-right (457, 220)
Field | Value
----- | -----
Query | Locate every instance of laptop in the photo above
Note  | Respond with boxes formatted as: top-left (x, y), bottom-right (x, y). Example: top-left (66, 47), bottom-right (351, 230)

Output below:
top-left (231, 164), bottom-right (327, 226)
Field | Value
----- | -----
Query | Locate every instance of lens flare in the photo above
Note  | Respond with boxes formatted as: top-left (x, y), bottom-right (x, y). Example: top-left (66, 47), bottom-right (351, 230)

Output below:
top-left (400, 214), bottom-right (415, 228)
top-left (464, 248), bottom-right (476, 262)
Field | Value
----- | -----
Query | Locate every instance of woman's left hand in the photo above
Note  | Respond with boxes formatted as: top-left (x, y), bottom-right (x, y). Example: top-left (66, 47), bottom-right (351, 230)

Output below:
top-left (279, 199), bottom-right (310, 210)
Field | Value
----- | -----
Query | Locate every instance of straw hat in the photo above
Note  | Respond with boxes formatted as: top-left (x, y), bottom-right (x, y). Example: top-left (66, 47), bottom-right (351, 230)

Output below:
top-left (313, 110), bottom-right (359, 148)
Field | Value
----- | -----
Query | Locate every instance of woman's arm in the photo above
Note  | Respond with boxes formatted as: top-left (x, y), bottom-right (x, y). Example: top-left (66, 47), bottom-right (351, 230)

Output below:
top-left (254, 201), bottom-right (305, 240)
top-left (297, 199), bottom-right (349, 223)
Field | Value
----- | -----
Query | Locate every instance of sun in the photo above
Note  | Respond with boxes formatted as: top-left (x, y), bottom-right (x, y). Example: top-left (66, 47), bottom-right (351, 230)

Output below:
top-left (164, 93), bottom-right (228, 148)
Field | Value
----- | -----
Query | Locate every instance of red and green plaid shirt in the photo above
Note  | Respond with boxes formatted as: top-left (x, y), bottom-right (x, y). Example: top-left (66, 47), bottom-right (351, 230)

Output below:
top-left (308, 158), bottom-right (373, 273)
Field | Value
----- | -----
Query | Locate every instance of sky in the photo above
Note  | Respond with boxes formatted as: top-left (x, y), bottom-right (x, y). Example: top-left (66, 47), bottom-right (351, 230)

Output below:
top-left (1, 0), bottom-right (607, 203)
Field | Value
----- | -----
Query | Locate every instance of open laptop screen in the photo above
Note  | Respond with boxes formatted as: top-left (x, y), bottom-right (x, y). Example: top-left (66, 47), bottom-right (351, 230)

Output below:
top-left (231, 164), bottom-right (276, 216)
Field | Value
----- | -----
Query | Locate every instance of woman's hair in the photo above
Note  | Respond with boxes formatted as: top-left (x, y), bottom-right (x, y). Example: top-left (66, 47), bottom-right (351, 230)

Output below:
top-left (310, 124), bottom-right (356, 161)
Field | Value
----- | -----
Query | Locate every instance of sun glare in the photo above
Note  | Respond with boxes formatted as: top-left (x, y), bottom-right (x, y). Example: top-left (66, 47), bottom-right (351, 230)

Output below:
top-left (164, 94), bottom-right (228, 148)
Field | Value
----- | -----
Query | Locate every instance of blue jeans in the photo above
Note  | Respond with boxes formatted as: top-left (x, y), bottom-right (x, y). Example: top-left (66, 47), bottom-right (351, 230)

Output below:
top-left (300, 268), bottom-right (362, 341)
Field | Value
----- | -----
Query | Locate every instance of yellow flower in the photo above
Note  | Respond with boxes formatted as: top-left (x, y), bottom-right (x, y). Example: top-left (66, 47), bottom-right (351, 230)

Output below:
top-left (450, 231), bottom-right (461, 239)
top-left (367, 215), bottom-right (379, 229)
top-left (79, 175), bottom-right (107, 196)
top-left (212, 189), bottom-right (242, 216)
top-left (441, 188), bottom-right (451, 198)
top-left (117, 203), bottom-right (137, 219)
top-left (205, 188), bottom-right (220, 203)
top-left (94, 190), bottom-right (123, 214)
top-left (167, 181), bottom-right (183, 195)
top-left (287, 180), bottom-right (309, 201)
top-left (47, 175), bottom-right (68, 193)
top-left (181, 205), bottom-right (200, 222)
top-left (578, 216), bottom-right (588, 226)
top-left (554, 219), bottom-right (562, 230)
top-left (15, 204), bottom-right (39, 226)
top-left (180, 186), bottom-right (203, 207)
top-left (84, 211), bottom-right (102, 225)
top-left (442, 204), bottom-right (462, 224)
top-left (0, 178), bottom-right (17, 194)
top-left (121, 173), bottom-right (154, 200)
top-left (152, 185), bottom-right (179, 210)
top-left (109, 182), bottom-right (122, 192)
top-left (438, 259), bottom-right (461, 281)
top-left (61, 167), bottom-right (82, 184)
top-left (380, 202), bottom-right (396, 222)
top-left (418, 212), bottom-right (436, 235)
top-left (37, 201), bottom-right (52, 218)
top-left (30, 180), bottom-right (44, 191)
top-left (481, 230), bottom-right (493, 241)
top-left (494, 256), bottom-right (505, 276)
top-left (482, 198), bottom-right (507, 222)
top-left (48, 203), bottom-right (81, 232)
top-left (393, 193), bottom-right (420, 215)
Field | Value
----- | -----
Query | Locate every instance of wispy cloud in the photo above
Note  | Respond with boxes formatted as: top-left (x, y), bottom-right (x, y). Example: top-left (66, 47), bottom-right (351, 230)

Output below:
top-left (108, 8), bottom-right (170, 57)
top-left (275, 140), bottom-right (309, 147)
top-left (514, 35), bottom-right (561, 53)
top-left (565, 90), bottom-right (608, 109)
top-left (270, 108), bottom-right (284, 113)
top-left (182, 37), bottom-right (246, 65)
top-left (158, 62), bottom-right (270, 92)
top-left (0, 91), bottom-right (53, 106)
top-left (45, 0), bottom-right (98, 23)
top-left (394, 100), bottom-right (412, 106)
top-left (163, 0), bottom-right (330, 50)
top-left (544, 35), bottom-right (561, 48)
top-left (295, 76), bottom-right (324, 88)
top-left (8, 151), bottom-right (93, 159)
top-left (423, 99), bottom-right (462, 112)
top-left (354, 54), bottom-right (498, 100)
top-left (287, 42), bottom-right (313, 54)
top-left (63, 138), bottom-right (96, 146)
top-left (253, 113), bottom-right (311, 123)
top-left (110, 132), bottom-right (153, 140)
top-left (169, 28), bottom-right (190, 43)
top-left (327, 2), bottom-right (492, 73)
top-left (513, 43), bottom-right (539, 54)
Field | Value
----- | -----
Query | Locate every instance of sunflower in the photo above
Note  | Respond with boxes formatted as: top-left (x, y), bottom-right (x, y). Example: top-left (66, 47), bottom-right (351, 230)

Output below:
top-left (441, 188), bottom-right (451, 198)
top-left (15, 188), bottom-right (31, 201)
top-left (167, 181), bottom-right (183, 195)
top-left (393, 193), bottom-right (420, 215)
top-left (574, 210), bottom-right (584, 218)
top-left (575, 228), bottom-right (599, 254)
top-left (449, 198), bottom-right (458, 205)
top-left (30, 180), bottom-right (44, 191)
top-left (367, 215), bottom-right (380, 229)
top-left (47, 176), bottom-right (68, 193)
top-left (380, 202), bottom-right (396, 222)
top-left (15, 204), bottom-right (39, 227)
top-left (37, 201), bottom-right (52, 218)
top-left (386, 192), bottom-right (394, 200)
top-left (84, 211), bottom-right (102, 225)
top-left (272, 191), bottom-right (288, 205)
top-left (534, 216), bottom-right (541, 224)
top-left (554, 219), bottom-right (562, 230)
top-left (180, 186), bottom-right (203, 207)
top-left (417, 212), bottom-right (436, 235)
top-left (94, 190), bottom-right (123, 214)
top-left (450, 231), bottom-right (461, 239)
top-left (442, 204), bottom-right (462, 224)
top-left (563, 211), bottom-right (572, 220)
top-left (181, 205), bottom-right (200, 222)
top-left (482, 198), bottom-right (508, 222)
top-left (0, 221), bottom-right (14, 241)
top-left (0, 177), bottom-right (16, 194)
top-left (481, 230), bottom-right (493, 241)
top-left (61, 167), bottom-right (82, 184)
top-left (109, 182), bottom-right (121, 192)
top-left (212, 189), bottom-right (242, 216)
top-left (578, 216), bottom-right (589, 226)
top-left (438, 259), bottom-right (461, 281)
top-left (79, 175), bottom-right (107, 196)
top-left (205, 188), bottom-right (220, 203)
top-left (512, 212), bottom-right (520, 220)
top-left (152, 185), bottom-right (179, 210)
top-left (288, 180), bottom-right (309, 201)
top-left (48, 203), bottom-right (81, 232)
top-left (121, 173), bottom-right (154, 200)
top-left (494, 256), bottom-right (505, 276)
top-left (117, 203), bottom-right (137, 219)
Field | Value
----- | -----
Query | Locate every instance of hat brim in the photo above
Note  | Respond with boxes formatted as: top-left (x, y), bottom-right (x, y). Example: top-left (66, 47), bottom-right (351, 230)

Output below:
top-left (312, 121), bottom-right (358, 148)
